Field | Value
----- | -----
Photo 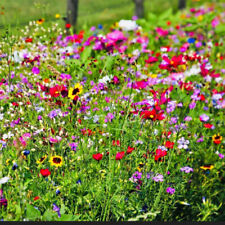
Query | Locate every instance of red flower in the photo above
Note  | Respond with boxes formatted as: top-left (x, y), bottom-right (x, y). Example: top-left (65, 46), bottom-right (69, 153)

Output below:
top-left (25, 38), bottom-right (33, 43)
top-left (40, 168), bottom-right (51, 177)
top-left (65, 23), bottom-right (71, 29)
top-left (126, 146), bottom-right (135, 154)
top-left (165, 141), bottom-right (174, 149)
top-left (115, 151), bottom-right (125, 160)
top-left (112, 140), bottom-right (120, 146)
top-left (204, 123), bottom-right (213, 129)
top-left (34, 196), bottom-right (40, 201)
top-left (154, 148), bottom-right (167, 161)
top-left (145, 56), bottom-right (158, 64)
top-left (140, 108), bottom-right (165, 121)
top-left (92, 153), bottom-right (103, 161)
top-left (49, 85), bottom-right (66, 98)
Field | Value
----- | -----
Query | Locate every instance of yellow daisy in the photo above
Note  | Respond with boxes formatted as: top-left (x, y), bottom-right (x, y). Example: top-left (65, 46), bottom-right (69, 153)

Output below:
top-left (37, 155), bottom-right (47, 164)
top-left (68, 83), bottom-right (83, 100)
top-left (49, 155), bottom-right (63, 167)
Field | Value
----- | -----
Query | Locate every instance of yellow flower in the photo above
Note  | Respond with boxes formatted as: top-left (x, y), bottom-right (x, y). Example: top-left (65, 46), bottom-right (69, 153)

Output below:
top-left (55, 14), bottom-right (60, 19)
top-left (197, 15), bottom-right (203, 22)
top-left (37, 155), bottom-right (47, 164)
top-left (49, 155), bottom-right (63, 167)
top-left (68, 83), bottom-right (83, 100)
top-left (36, 18), bottom-right (45, 25)
top-left (212, 134), bottom-right (222, 144)
top-left (200, 165), bottom-right (214, 170)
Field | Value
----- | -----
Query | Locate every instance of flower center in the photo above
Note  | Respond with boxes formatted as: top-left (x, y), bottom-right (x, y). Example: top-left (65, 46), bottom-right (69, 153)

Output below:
top-left (53, 157), bottom-right (61, 164)
top-left (72, 88), bottom-right (79, 95)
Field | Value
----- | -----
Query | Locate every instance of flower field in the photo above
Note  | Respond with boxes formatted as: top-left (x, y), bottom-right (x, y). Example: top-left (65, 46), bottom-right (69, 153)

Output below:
top-left (0, 2), bottom-right (225, 221)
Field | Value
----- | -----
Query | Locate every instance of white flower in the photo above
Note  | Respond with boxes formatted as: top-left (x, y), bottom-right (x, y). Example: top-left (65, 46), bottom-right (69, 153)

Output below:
top-left (0, 113), bottom-right (3, 120)
top-left (118, 20), bottom-right (138, 31)
top-left (0, 176), bottom-right (10, 184)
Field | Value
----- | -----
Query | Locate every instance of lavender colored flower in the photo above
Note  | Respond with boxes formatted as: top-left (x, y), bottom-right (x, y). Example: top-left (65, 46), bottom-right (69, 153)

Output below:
top-left (48, 109), bottom-right (61, 119)
top-left (69, 142), bottom-right (78, 151)
top-left (129, 171), bottom-right (142, 183)
top-left (152, 174), bottom-right (164, 182)
top-left (53, 203), bottom-right (61, 218)
top-left (166, 187), bottom-right (175, 195)
top-left (189, 101), bottom-right (196, 109)
top-left (199, 114), bottom-right (209, 122)
top-left (184, 116), bottom-right (192, 122)
top-left (169, 117), bottom-right (178, 124)
top-left (180, 166), bottom-right (193, 173)
top-left (104, 112), bottom-right (114, 123)
top-left (177, 137), bottom-right (189, 149)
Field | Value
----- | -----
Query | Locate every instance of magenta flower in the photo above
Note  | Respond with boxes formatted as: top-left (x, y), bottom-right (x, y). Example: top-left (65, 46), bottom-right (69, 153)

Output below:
top-left (32, 67), bottom-right (40, 74)
top-left (166, 187), bottom-right (175, 195)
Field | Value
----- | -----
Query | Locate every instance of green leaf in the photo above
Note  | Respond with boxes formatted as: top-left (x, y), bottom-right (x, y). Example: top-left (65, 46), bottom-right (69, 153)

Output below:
top-left (57, 214), bottom-right (80, 221)
top-left (42, 209), bottom-right (58, 221)
top-left (81, 46), bottom-right (92, 63)
top-left (159, 8), bottom-right (172, 21)
top-left (128, 211), bottom-right (160, 221)
top-left (26, 204), bottom-right (41, 221)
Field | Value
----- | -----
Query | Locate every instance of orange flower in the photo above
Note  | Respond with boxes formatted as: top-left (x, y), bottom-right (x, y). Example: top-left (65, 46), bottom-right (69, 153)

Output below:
top-left (212, 134), bottom-right (222, 144)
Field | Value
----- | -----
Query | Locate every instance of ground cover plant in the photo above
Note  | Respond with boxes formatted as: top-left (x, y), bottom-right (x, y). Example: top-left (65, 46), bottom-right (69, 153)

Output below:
top-left (0, 1), bottom-right (225, 221)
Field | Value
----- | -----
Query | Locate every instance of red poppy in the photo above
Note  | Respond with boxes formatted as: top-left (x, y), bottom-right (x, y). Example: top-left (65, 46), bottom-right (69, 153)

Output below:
top-left (140, 108), bottom-right (165, 121)
top-left (49, 85), bottom-right (66, 98)
top-left (165, 141), bottom-right (174, 149)
top-left (115, 151), bottom-right (125, 160)
top-left (112, 140), bottom-right (120, 146)
top-left (34, 196), bottom-right (40, 201)
top-left (126, 146), bottom-right (135, 154)
top-left (65, 23), bottom-right (71, 29)
top-left (40, 168), bottom-right (51, 177)
top-left (204, 123), bottom-right (213, 129)
top-left (154, 148), bottom-right (167, 161)
top-left (25, 38), bottom-right (33, 43)
top-left (92, 153), bottom-right (103, 161)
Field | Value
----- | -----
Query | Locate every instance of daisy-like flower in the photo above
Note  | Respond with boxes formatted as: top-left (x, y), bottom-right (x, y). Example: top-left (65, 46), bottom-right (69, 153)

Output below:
top-left (49, 156), bottom-right (63, 167)
top-left (177, 137), bottom-right (189, 149)
top-left (36, 155), bottom-right (47, 164)
top-left (36, 18), bottom-right (45, 25)
top-left (212, 134), bottom-right (222, 144)
top-left (200, 165), bottom-right (214, 170)
top-left (68, 83), bottom-right (83, 100)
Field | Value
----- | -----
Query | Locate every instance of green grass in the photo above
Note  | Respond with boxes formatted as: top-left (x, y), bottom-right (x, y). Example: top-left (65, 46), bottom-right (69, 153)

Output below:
top-left (0, 0), bottom-right (220, 33)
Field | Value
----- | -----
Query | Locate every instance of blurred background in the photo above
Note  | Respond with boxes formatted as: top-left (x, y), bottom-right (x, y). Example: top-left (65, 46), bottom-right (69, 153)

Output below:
top-left (0, 0), bottom-right (222, 32)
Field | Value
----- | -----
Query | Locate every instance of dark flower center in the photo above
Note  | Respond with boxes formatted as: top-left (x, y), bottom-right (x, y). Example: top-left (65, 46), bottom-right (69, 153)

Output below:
top-left (53, 157), bottom-right (61, 164)
top-left (215, 136), bottom-right (220, 140)
top-left (39, 156), bottom-right (46, 162)
top-left (72, 88), bottom-right (79, 95)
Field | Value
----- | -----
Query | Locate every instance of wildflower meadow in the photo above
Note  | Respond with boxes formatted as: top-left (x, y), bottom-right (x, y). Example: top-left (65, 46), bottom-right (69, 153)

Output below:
top-left (0, 1), bottom-right (225, 221)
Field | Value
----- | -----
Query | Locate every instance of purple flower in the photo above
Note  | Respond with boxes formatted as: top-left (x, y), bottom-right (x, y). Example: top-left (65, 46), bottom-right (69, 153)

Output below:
top-left (152, 174), bottom-right (164, 182)
top-left (53, 203), bottom-right (61, 218)
top-left (169, 117), bottom-right (178, 124)
top-left (218, 153), bottom-right (224, 159)
top-left (199, 114), bottom-right (209, 122)
top-left (166, 187), bottom-right (175, 195)
top-left (180, 166), bottom-right (193, 173)
top-left (60, 73), bottom-right (71, 80)
top-left (69, 142), bottom-right (78, 151)
top-left (129, 171), bottom-right (142, 182)
top-left (184, 116), bottom-right (192, 122)
top-left (104, 112), bottom-right (114, 123)
top-left (48, 109), bottom-right (61, 119)
top-left (189, 101), bottom-right (196, 109)
top-left (32, 67), bottom-right (40, 75)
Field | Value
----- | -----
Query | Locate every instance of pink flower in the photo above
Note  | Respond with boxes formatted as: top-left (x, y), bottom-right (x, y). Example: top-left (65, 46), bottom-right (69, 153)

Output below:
top-left (115, 151), bottom-right (125, 160)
